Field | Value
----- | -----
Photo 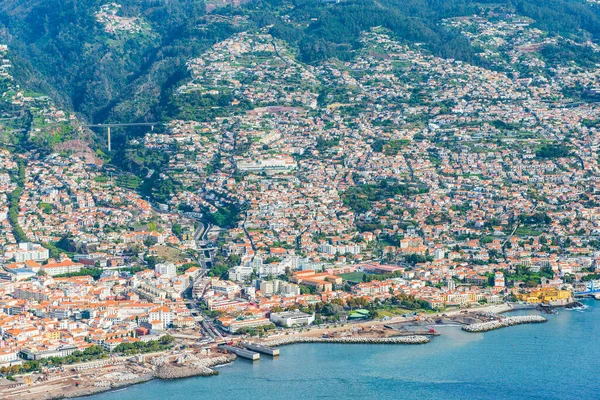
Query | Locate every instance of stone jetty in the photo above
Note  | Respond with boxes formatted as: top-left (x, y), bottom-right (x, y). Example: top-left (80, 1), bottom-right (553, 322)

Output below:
top-left (263, 335), bottom-right (429, 347)
top-left (154, 355), bottom-right (236, 379)
top-left (462, 315), bottom-right (547, 332)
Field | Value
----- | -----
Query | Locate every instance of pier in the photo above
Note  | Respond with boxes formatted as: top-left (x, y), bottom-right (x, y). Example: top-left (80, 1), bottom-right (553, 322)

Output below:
top-left (219, 345), bottom-right (260, 361)
top-left (242, 342), bottom-right (280, 356)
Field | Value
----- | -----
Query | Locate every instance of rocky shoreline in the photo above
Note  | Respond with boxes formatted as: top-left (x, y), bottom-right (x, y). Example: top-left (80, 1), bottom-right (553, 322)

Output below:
top-left (43, 374), bottom-right (155, 400)
top-left (263, 335), bottom-right (430, 346)
top-left (38, 355), bottom-right (237, 400)
top-left (154, 355), bottom-right (236, 379)
top-left (462, 315), bottom-right (547, 332)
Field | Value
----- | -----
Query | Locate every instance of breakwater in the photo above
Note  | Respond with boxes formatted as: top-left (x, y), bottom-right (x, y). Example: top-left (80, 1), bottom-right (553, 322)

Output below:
top-left (67, 300), bottom-right (600, 400)
top-left (462, 315), bottom-right (547, 332)
top-left (263, 335), bottom-right (429, 347)
top-left (154, 355), bottom-right (236, 379)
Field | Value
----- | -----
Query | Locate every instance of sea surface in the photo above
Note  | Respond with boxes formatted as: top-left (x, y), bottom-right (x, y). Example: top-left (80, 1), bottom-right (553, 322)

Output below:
top-left (79, 300), bottom-right (599, 400)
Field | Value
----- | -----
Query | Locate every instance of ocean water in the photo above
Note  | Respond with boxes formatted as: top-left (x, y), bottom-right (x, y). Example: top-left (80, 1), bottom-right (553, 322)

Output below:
top-left (79, 301), bottom-right (599, 400)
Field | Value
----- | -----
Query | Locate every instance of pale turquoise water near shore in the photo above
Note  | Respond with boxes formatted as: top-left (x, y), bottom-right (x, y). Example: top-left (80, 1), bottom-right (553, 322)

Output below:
top-left (79, 301), bottom-right (598, 400)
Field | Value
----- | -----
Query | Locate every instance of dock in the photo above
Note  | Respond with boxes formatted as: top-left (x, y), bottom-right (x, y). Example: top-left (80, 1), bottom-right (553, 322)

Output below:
top-left (242, 342), bottom-right (280, 356)
top-left (219, 345), bottom-right (260, 361)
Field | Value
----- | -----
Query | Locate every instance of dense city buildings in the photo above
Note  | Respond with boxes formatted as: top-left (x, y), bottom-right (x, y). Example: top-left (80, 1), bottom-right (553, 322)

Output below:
top-left (1, 2), bottom-right (600, 397)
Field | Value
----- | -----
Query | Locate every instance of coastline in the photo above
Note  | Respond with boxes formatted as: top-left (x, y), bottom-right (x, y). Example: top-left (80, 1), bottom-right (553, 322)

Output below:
top-left (267, 302), bottom-right (516, 341)
top-left (3, 355), bottom-right (236, 400)
top-left (47, 374), bottom-right (155, 400)
top-left (461, 315), bottom-right (547, 332)
top-left (1, 301), bottom-right (579, 400)
top-left (43, 298), bottom-right (599, 400)
top-left (262, 335), bottom-right (430, 347)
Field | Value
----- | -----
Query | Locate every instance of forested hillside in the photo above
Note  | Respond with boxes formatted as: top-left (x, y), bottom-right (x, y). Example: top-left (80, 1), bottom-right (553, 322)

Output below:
top-left (1, 0), bottom-right (600, 130)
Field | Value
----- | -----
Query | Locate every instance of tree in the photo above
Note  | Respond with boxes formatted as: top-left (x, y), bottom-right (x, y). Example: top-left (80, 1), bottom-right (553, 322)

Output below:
top-left (172, 223), bottom-right (183, 238)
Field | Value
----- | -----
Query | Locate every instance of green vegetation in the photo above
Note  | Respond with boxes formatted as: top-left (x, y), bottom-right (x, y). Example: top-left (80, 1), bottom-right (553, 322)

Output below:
top-left (176, 262), bottom-right (201, 275)
top-left (44, 236), bottom-right (78, 258)
top-left (316, 136), bottom-right (340, 152)
top-left (340, 271), bottom-right (373, 283)
top-left (540, 40), bottom-right (600, 69)
top-left (0, 0), bottom-right (207, 124)
top-left (235, 324), bottom-right (276, 336)
top-left (405, 254), bottom-right (433, 265)
top-left (7, 160), bottom-right (27, 242)
top-left (115, 174), bottom-right (142, 190)
top-left (38, 202), bottom-right (54, 214)
top-left (371, 139), bottom-right (410, 156)
top-left (343, 179), bottom-right (428, 213)
top-left (54, 267), bottom-right (104, 280)
top-left (514, 227), bottom-right (542, 237)
top-left (582, 273), bottom-right (600, 282)
top-left (208, 254), bottom-right (242, 278)
top-left (2, 0), bottom-right (597, 136)
top-left (388, 293), bottom-right (431, 310)
top-left (536, 144), bottom-right (570, 159)
top-left (501, 265), bottom-right (554, 287)
top-left (1, 345), bottom-right (107, 376)
top-left (113, 335), bottom-right (174, 355)
top-left (519, 212), bottom-right (551, 226)
top-left (205, 204), bottom-right (242, 228)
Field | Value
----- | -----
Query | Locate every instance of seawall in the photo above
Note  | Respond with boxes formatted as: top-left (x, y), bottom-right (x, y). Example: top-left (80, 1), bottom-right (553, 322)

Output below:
top-left (263, 335), bottom-right (430, 347)
top-left (462, 315), bottom-right (547, 333)
top-left (154, 355), bottom-right (236, 379)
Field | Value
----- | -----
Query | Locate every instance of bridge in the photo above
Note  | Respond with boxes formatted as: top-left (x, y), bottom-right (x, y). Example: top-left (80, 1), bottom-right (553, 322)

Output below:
top-left (84, 122), bottom-right (162, 151)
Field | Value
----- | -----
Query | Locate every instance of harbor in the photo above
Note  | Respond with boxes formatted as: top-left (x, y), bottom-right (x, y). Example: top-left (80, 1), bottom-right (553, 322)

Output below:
top-left (68, 300), bottom-right (600, 400)
top-left (0, 301), bottom-right (592, 400)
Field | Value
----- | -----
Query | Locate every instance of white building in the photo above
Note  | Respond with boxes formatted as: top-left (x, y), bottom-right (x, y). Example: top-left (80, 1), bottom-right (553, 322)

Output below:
top-left (155, 262), bottom-right (177, 277)
top-left (229, 265), bottom-right (253, 282)
top-left (259, 279), bottom-right (301, 297)
top-left (0, 349), bottom-right (19, 365)
top-left (148, 306), bottom-right (173, 329)
top-left (210, 279), bottom-right (241, 298)
top-left (258, 262), bottom-right (286, 277)
top-left (236, 155), bottom-right (297, 173)
top-left (13, 242), bottom-right (49, 262)
top-left (318, 243), bottom-right (361, 255)
top-left (270, 311), bottom-right (315, 327)
top-left (494, 272), bottom-right (505, 288)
